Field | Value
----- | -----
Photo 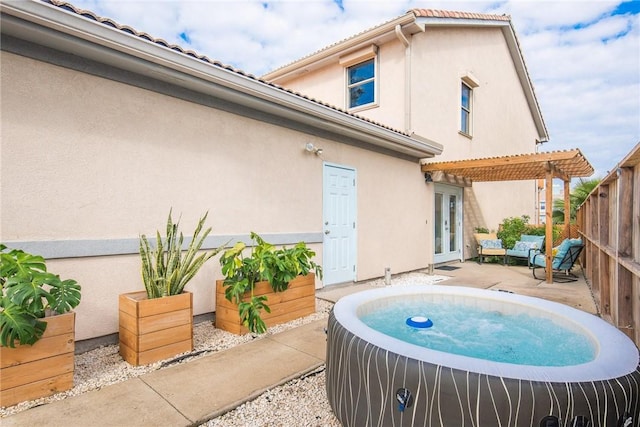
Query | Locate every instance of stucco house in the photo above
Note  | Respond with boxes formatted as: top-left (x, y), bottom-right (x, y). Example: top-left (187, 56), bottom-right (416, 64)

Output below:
top-left (1, 0), bottom-right (446, 341)
top-left (263, 9), bottom-right (550, 265)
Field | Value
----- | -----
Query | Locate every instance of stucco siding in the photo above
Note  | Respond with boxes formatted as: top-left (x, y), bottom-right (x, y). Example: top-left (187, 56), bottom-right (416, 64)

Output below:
top-left (409, 27), bottom-right (538, 232)
top-left (271, 26), bottom-right (540, 248)
top-left (410, 27), bottom-right (539, 158)
top-left (1, 51), bottom-right (430, 340)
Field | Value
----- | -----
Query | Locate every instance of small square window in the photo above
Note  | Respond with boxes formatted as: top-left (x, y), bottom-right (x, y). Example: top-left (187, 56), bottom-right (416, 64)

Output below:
top-left (461, 82), bottom-right (472, 135)
top-left (347, 59), bottom-right (375, 109)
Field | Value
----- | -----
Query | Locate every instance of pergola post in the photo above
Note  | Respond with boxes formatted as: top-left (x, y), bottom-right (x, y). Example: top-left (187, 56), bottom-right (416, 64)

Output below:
top-left (545, 169), bottom-right (554, 283)
top-left (564, 180), bottom-right (571, 239)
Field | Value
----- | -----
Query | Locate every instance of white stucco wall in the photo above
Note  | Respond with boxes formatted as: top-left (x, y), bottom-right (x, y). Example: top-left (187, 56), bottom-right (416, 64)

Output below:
top-left (276, 25), bottom-right (542, 240)
top-left (1, 51), bottom-right (431, 340)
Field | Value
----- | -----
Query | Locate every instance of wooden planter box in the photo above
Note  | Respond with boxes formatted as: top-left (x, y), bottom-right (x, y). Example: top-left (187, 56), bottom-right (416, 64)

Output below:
top-left (215, 273), bottom-right (316, 335)
top-left (118, 291), bottom-right (193, 366)
top-left (0, 311), bottom-right (75, 407)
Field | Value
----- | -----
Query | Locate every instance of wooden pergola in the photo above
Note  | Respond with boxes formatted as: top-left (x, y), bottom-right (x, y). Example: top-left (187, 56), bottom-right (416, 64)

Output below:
top-left (421, 149), bottom-right (594, 283)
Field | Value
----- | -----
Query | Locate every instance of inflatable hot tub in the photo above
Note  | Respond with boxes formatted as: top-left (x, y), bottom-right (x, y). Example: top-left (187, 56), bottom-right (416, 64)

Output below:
top-left (326, 285), bottom-right (640, 426)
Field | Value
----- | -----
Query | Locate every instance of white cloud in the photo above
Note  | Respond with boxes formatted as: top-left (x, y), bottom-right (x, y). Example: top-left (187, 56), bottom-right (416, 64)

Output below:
top-left (68, 0), bottom-right (640, 180)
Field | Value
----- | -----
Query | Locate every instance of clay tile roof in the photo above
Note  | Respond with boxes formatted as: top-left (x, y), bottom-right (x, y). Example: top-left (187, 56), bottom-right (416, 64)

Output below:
top-left (39, 0), bottom-right (416, 139)
top-left (411, 8), bottom-right (511, 22)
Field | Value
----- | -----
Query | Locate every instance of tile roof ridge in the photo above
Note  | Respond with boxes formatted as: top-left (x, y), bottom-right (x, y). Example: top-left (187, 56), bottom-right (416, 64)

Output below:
top-left (410, 8), bottom-right (511, 22)
top-left (38, 0), bottom-right (415, 139)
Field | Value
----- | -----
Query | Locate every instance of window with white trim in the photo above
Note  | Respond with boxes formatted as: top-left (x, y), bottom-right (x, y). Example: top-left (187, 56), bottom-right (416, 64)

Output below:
top-left (461, 81), bottom-right (472, 136)
top-left (347, 59), bottom-right (375, 109)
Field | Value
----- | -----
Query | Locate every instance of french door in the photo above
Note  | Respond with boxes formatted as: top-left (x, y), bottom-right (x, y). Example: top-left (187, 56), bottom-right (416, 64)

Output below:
top-left (434, 184), bottom-right (463, 263)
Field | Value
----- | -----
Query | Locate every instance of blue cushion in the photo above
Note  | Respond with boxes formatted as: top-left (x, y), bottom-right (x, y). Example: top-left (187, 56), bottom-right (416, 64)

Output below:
top-left (513, 241), bottom-right (536, 252)
top-left (521, 235), bottom-right (544, 248)
top-left (530, 251), bottom-right (546, 267)
top-left (480, 239), bottom-right (502, 249)
top-left (552, 239), bottom-right (583, 269)
top-left (554, 239), bottom-right (572, 261)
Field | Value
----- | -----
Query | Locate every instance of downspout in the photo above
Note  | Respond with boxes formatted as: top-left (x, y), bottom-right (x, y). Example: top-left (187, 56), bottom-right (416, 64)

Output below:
top-left (395, 25), bottom-right (412, 134)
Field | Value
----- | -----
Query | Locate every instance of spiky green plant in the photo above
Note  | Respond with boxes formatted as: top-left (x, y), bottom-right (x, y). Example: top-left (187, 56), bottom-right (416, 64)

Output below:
top-left (0, 244), bottom-right (81, 347)
top-left (140, 210), bottom-right (223, 299)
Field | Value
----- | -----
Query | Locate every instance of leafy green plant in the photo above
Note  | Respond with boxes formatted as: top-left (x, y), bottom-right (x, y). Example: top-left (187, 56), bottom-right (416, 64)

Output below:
top-left (219, 232), bottom-right (322, 334)
top-left (474, 226), bottom-right (490, 233)
top-left (497, 216), bottom-right (564, 250)
top-left (497, 215), bottom-right (531, 249)
top-left (140, 210), bottom-right (224, 299)
top-left (0, 244), bottom-right (81, 348)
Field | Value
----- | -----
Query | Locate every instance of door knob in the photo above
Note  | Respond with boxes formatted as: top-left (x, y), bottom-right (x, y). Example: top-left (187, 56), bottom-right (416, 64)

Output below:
top-left (325, 230), bottom-right (330, 234)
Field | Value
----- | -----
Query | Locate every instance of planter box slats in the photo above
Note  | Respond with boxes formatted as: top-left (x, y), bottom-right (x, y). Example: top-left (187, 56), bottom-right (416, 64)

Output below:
top-left (1, 352), bottom-right (74, 389)
top-left (0, 312), bottom-right (75, 407)
top-left (0, 332), bottom-right (74, 368)
top-left (119, 338), bottom-right (192, 366)
top-left (215, 273), bottom-right (316, 335)
top-left (215, 280), bottom-right (315, 310)
top-left (119, 307), bottom-right (192, 335)
top-left (119, 323), bottom-right (192, 353)
top-left (118, 291), bottom-right (193, 366)
top-left (0, 372), bottom-right (74, 409)
top-left (119, 291), bottom-right (192, 317)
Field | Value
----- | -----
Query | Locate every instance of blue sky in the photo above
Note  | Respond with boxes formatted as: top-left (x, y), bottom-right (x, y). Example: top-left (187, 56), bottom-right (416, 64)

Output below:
top-left (70, 0), bottom-right (639, 181)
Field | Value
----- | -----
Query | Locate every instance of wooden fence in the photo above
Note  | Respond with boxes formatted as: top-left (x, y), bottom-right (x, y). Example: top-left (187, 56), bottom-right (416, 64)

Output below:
top-left (576, 142), bottom-right (640, 347)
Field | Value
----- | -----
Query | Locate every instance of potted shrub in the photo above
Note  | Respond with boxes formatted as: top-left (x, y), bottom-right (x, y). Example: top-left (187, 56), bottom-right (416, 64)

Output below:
top-left (216, 232), bottom-right (322, 334)
top-left (0, 244), bottom-right (81, 407)
top-left (119, 210), bottom-right (223, 366)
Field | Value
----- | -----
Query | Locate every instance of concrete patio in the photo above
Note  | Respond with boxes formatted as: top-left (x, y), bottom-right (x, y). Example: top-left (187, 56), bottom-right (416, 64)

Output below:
top-left (1, 261), bottom-right (598, 427)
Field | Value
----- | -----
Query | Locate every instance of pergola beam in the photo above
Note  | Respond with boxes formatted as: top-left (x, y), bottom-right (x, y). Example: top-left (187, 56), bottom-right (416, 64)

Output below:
top-left (421, 149), bottom-right (593, 183)
top-left (422, 149), bottom-right (583, 171)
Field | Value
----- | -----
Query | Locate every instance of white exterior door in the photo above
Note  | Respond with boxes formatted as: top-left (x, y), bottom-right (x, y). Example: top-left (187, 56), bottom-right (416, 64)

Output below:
top-left (434, 184), bottom-right (463, 264)
top-left (323, 164), bottom-right (357, 285)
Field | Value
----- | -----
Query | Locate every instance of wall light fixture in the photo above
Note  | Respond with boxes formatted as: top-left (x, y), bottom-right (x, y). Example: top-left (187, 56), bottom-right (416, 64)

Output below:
top-left (305, 142), bottom-right (323, 156)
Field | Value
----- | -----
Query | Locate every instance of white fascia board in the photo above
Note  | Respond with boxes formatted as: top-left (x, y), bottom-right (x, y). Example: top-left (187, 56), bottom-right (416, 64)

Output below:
top-left (1, 0), bottom-right (442, 159)
top-left (502, 23), bottom-right (549, 142)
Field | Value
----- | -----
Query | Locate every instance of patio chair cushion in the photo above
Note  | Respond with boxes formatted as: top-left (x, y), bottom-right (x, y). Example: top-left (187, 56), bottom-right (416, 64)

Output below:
top-left (513, 240), bottom-right (537, 252)
top-left (553, 238), bottom-right (583, 269)
top-left (480, 239), bottom-right (503, 249)
top-left (520, 234), bottom-right (545, 248)
top-left (531, 239), bottom-right (583, 269)
top-left (474, 233), bottom-right (506, 258)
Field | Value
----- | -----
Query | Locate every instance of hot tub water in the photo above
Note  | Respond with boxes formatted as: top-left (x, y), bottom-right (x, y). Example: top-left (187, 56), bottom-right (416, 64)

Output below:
top-left (361, 299), bottom-right (595, 366)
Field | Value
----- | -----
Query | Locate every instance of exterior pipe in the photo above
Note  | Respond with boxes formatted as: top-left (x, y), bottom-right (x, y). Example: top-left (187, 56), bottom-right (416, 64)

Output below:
top-left (395, 24), bottom-right (412, 134)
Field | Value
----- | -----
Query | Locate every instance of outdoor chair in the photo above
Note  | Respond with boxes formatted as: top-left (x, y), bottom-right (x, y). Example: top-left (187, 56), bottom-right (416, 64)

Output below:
top-left (474, 233), bottom-right (506, 265)
top-left (506, 234), bottom-right (545, 267)
top-left (530, 238), bottom-right (584, 282)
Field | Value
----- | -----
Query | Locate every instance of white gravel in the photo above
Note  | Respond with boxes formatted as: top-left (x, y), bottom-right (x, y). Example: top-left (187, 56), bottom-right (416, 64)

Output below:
top-left (1, 271), bottom-right (449, 424)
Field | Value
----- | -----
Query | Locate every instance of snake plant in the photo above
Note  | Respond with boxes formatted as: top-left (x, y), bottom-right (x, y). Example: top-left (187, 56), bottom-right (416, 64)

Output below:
top-left (140, 210), bottom-right (223, 299)
top-left (0, 244), bottom-right (81, 347)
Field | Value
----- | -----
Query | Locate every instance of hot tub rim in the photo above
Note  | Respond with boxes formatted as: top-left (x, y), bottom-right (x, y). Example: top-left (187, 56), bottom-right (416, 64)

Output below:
top-left (332, 284), bottom-right (639, 383)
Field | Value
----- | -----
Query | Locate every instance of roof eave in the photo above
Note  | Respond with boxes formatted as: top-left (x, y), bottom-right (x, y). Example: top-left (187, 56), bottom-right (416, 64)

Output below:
top-left (262, 12), bottom-right (424, 83)
top-left (1, 0), bottom-right (442, 160)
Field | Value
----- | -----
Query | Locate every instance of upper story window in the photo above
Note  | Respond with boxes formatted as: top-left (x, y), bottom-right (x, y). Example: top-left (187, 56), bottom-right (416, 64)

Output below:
top-left (460, 82), bottom-right (472, 136)
top-left (347, 59), bottom-right (375, 109)
top-left (460, 73), bottom-right (479, 138)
